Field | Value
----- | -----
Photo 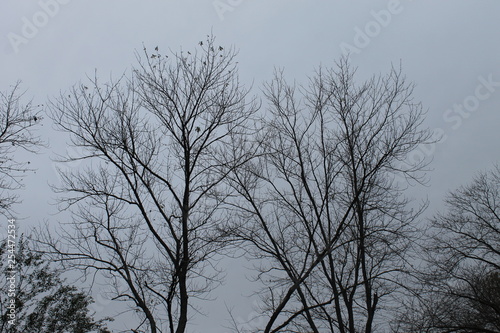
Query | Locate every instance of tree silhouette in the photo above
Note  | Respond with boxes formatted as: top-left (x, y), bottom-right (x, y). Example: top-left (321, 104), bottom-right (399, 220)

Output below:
top-left (397, 165), bottom-right (500, 332)
top-left (227, 58), bottom-right (431, 333)
top-left (36, 36), bottom-right (257, 333)
top-left (0, 82), bottom-right (43, 215)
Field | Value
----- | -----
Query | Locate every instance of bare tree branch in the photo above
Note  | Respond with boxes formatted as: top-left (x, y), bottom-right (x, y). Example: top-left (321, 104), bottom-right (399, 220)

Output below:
top-left (0, 82), bottom-right (43, 214)
top-left (36, 36), bottom-right (258, 333)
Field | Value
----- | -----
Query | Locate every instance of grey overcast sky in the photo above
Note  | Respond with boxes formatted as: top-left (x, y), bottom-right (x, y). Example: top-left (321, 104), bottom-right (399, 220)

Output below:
top-left (1, 1), bottom-right (500, 332)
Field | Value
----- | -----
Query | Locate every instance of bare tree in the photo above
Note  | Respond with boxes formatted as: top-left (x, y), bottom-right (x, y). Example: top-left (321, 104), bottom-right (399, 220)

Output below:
top-left (397, 165), bottom-right (500, 332)
top-left (36, 36), bottom-right (258, 333)
top-left (0, 82), bottom-right (43, 214)
top-left (227, 58), bottom-right (431, 332)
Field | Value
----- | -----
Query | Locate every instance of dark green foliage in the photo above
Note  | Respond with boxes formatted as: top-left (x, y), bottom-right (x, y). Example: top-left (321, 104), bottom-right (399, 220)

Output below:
top-left (0, 236), bottom-right (111, 333)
